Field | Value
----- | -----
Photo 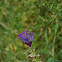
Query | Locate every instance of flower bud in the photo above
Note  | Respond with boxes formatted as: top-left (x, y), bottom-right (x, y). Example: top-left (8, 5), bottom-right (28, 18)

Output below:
top-left (32, 59), bottom-right (34, 62)
top-left (34, 47), bottom-right (38, 51)
top-left (38, 54), bottom-right (41, 58)
top-left (34, 56), bottom-right (36, 59)
top-left (28, 55), bottom-right (31, 58)
top-left (28, 52), bottom-right (30, 55)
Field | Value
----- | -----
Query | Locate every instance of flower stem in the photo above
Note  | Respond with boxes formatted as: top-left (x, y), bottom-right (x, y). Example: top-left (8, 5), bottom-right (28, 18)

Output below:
top-left (30, 47), bottom-right (33, 52)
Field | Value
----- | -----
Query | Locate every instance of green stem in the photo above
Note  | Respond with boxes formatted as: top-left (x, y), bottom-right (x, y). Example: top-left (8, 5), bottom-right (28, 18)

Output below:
top-left (45, 29), bottom-right (48, 47)
top-left (52, 19), bottom-right (58, 57)
top-left (30, 47), bottom-right (33, 52)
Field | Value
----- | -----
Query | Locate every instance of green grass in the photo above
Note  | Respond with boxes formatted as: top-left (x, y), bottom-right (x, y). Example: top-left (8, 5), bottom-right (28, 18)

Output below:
top-left (0, 0), bottom-right (62, 62)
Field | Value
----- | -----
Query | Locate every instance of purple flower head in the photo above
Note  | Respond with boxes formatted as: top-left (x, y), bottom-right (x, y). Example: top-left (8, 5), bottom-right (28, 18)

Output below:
top-left (17, 30), bottom-right (34, 47)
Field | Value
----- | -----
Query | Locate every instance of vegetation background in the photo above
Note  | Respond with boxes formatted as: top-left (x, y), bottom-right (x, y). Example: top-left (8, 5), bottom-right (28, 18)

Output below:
top-left (0, 0), bottom-right (62, 62)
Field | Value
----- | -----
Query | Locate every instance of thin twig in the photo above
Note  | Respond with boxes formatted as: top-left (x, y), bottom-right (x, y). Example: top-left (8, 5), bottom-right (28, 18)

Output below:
top-left (0, 22), bottom-right (8, 30)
